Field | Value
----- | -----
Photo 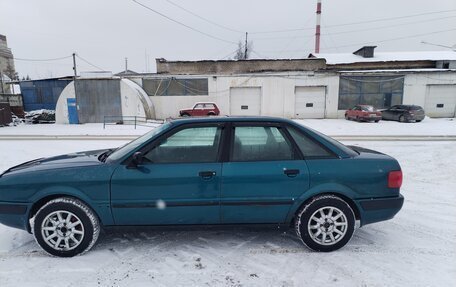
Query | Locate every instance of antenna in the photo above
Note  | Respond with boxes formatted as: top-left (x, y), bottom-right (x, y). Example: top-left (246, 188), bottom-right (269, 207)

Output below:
top-left (315, 0), bottom-right (322, 53)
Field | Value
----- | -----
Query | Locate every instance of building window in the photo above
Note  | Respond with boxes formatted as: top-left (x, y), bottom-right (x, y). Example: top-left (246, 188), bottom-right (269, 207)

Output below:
top-left (338, 76), bottom-right (404, 110)
top-left (143, 78), bottom-right (208, 96)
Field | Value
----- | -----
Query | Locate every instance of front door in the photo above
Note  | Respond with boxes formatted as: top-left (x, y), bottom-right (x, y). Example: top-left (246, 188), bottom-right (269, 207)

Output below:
top-left (67, 98), bottom-right (79, 124)
top-left (110, 124), bottom-right (224, 225)
top-left (221, 124), bottom-right (309, 224)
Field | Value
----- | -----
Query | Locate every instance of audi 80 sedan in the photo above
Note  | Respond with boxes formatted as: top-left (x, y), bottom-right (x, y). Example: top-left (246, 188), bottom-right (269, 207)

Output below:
top-left (0, 117), bottom-right (404, 257)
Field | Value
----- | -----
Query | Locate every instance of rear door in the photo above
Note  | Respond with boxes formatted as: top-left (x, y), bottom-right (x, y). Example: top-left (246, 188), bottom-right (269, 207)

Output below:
top-left (110, 123), bottom-right (225, 225)
top-left (221, 123), bottom-right (309, 224)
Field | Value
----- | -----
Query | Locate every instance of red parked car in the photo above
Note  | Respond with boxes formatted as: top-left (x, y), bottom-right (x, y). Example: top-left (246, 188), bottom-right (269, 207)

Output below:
top-left (179, 102), bottom-right (220, 117)
top-left (345, 105), bottom-right (382, 122)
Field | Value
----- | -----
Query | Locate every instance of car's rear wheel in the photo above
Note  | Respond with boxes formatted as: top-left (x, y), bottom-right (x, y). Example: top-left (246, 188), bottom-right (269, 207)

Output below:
top-left (295, 195), bottom-right (355, 252)
top-left (345, 114), bottom-right (349, 120)
top-left (416, 120), bottom-right (422, 122)
top-left (207, 112), bottom-right (216, 116)
top-left (399, 115), bottom-right (406, 123)
top-left (181, 113), bottom-right (190, 117)
top-left (32, 197), bottom-right (100, 257)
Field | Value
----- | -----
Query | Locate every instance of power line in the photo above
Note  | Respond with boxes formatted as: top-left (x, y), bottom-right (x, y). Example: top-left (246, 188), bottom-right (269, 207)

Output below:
top-left (259, 28), bottom-right (456, 54)
top-left (13, 55), bottom-right (72, 62)
top-left (324, 27), bottom-right (456, 50)
top-left (250, 8), bottom-right (456, 34)
top-left (75, 55), bottom-right (105, 71)
top-left (252, 15), bottom-right (456, 41)
top-left (132, 0), bottom-right (237, 44)
top-left (164, 0), bottom-right (244, 34)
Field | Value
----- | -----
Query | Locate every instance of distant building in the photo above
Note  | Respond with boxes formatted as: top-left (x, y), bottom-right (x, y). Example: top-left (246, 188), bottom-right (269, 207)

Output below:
top-left (19, 77), bottom-right (73, 111)
top-left (0, 34), bottom-right (16, 79)
top-left (118, 48), bottom-right (456, 119)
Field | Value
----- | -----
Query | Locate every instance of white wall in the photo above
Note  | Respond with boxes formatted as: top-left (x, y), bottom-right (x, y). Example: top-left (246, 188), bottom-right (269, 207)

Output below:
top-left (120, 79), bottom-right (155, 119)
top-left (148, 72), bottom-right (340, 119)
top-left (403, 72), bottom-right (456, 109)
top-left (55, 82), bottom-right (75, 124)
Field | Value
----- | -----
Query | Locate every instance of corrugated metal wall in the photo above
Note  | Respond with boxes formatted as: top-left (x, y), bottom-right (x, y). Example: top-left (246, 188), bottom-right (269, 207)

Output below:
top-left (75, 79), bottom-right (122, 123)
top-left (19, 79), bottom-right (71, 111)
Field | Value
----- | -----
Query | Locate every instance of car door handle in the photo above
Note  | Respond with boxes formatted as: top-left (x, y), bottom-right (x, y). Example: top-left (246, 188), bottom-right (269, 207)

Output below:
top-left (199, 171), bottom-right (216, 179)
top-left (284, 169), bottom-right (300, 177)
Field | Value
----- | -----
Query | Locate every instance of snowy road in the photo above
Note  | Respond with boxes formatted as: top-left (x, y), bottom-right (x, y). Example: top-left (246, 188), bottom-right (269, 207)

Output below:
top-left (0, 140), bottom-right (455, 286)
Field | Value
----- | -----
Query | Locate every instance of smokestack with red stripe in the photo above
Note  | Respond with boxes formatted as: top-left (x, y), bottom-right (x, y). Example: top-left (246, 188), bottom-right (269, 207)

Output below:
top-left (315, 0), bottom-right (322, 53)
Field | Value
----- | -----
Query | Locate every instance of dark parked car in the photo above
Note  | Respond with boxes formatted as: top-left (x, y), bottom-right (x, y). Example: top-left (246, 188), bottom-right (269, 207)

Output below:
top-left (381, 105), bottom-right (425, 122)
top-left (345, 105), bottom-right (382, 122)
top-left (179, 102), bottom-right (220, 117)
top-left (0, 117), bottom-right (403, 257)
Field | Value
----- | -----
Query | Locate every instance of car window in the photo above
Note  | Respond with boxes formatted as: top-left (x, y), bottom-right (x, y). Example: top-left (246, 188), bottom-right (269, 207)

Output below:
top-left (361, 106), bottom-right (374, 112)
top-left (231, 126), bottom-right (294, 162)
top-left (287, 126), bottom-right (334, 158)
top-left (144, 126), bottom-right (221, 163)
top-left (107, 122), bottom-right (172, 161)
top-left (205, 104), bottom-right (215, 109)
top-left (194, 104), bottom-right (204, 109)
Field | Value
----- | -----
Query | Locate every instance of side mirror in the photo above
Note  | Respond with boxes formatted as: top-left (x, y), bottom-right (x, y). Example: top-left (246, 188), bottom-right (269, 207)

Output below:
top-left (130, 151), bottom-right (144, 168)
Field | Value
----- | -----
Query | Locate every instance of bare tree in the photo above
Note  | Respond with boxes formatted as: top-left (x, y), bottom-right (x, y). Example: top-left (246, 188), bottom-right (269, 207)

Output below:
top-left (4, 62), bottom-right (18, 81)
top-left (234, 40), bottom-right (253, 60)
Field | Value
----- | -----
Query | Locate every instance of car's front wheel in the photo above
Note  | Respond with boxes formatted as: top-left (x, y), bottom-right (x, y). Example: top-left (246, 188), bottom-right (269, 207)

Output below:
top-left (32, 197), bottom-right (100, 257)
top-left (295, 195), bottom-right (355, 252)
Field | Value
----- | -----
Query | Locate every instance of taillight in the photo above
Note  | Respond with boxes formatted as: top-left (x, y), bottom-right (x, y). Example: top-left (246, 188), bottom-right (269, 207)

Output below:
top-left (388, 170), bottom-right (403, 188)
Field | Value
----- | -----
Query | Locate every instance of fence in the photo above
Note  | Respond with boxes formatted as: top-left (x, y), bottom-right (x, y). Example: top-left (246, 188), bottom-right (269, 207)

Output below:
top-left (103, 116), bottom-right (163, 129)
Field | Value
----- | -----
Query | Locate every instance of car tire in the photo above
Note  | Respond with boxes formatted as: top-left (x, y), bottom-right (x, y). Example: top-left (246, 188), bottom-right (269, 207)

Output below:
top-left (207, 112), bottom-right (216, 116)
top-left (295, 195), bottom-right (355, 252)
top-left (32, 197), bottom-right (100, 257)
top-left (345, 114), bottom-right (350, 120)
top-left (181, 113), bottom-right (190, 117)
top-left (416, 120), bottom-right (422, 122)
top-left (375, 120), bottom-right (379, 123)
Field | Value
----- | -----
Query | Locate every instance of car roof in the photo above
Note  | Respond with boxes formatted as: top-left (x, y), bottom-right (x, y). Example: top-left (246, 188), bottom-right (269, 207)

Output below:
top-left (168, 116), bottom-right (295, 126)
top-left (194, 102), bottom-right (217, 105)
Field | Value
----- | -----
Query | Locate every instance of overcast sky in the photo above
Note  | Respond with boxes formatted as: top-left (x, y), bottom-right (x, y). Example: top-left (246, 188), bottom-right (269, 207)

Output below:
top-left (1, 0), bottom-right (456, 79)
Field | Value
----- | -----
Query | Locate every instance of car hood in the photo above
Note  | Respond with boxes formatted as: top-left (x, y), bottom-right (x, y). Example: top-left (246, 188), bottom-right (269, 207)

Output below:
top-left (0, 149), bottom-right (109, 177)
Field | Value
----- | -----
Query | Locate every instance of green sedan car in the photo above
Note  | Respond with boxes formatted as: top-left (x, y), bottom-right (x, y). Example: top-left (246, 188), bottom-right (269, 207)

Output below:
top-left (0, 117), bottom-right (404, 257)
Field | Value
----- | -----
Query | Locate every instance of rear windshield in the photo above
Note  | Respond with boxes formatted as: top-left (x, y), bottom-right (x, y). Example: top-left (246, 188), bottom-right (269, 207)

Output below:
top-left (300, 126), bottom-right (359, 157)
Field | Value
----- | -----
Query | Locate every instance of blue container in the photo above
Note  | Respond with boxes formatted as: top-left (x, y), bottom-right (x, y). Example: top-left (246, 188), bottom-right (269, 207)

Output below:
top-left (19, 78), bottom-right (72, 111)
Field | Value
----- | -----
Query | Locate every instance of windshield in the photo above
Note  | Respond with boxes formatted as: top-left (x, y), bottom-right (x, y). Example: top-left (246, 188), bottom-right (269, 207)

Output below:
top-left (107, 122), bottom-right (172, 162)
top-left (361, 106), bottom-right (375, 112)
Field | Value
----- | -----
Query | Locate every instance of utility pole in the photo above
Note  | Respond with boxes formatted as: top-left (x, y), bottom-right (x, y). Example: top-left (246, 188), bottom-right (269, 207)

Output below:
top-left (244, 32), bottom-right (248, 60)
top-left (72, 53), bottom-right (77, 79)
top-left (315, 0), bottom-right (322, 53)
top-left (125, 57), bottom-right (128, 72)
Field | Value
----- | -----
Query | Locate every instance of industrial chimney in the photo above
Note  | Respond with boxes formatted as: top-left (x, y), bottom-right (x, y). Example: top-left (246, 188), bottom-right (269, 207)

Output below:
top-left (314, 0), bottom-right (322, 53)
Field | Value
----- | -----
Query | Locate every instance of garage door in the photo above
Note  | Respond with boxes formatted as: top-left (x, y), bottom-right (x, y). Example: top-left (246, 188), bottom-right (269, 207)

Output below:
top-left (294, 86), bottom-right (326, 118)
top-left (230, 87), bottom-right (261, 116)
top-left (425, 85), bottom-right (456, 118)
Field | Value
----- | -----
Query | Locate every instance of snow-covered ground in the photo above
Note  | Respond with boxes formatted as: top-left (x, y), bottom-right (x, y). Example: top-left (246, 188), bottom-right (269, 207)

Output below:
top-left (0, 138), bottom-right (455, 286)
top-left (0, 117), bottom-right (454, 137)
